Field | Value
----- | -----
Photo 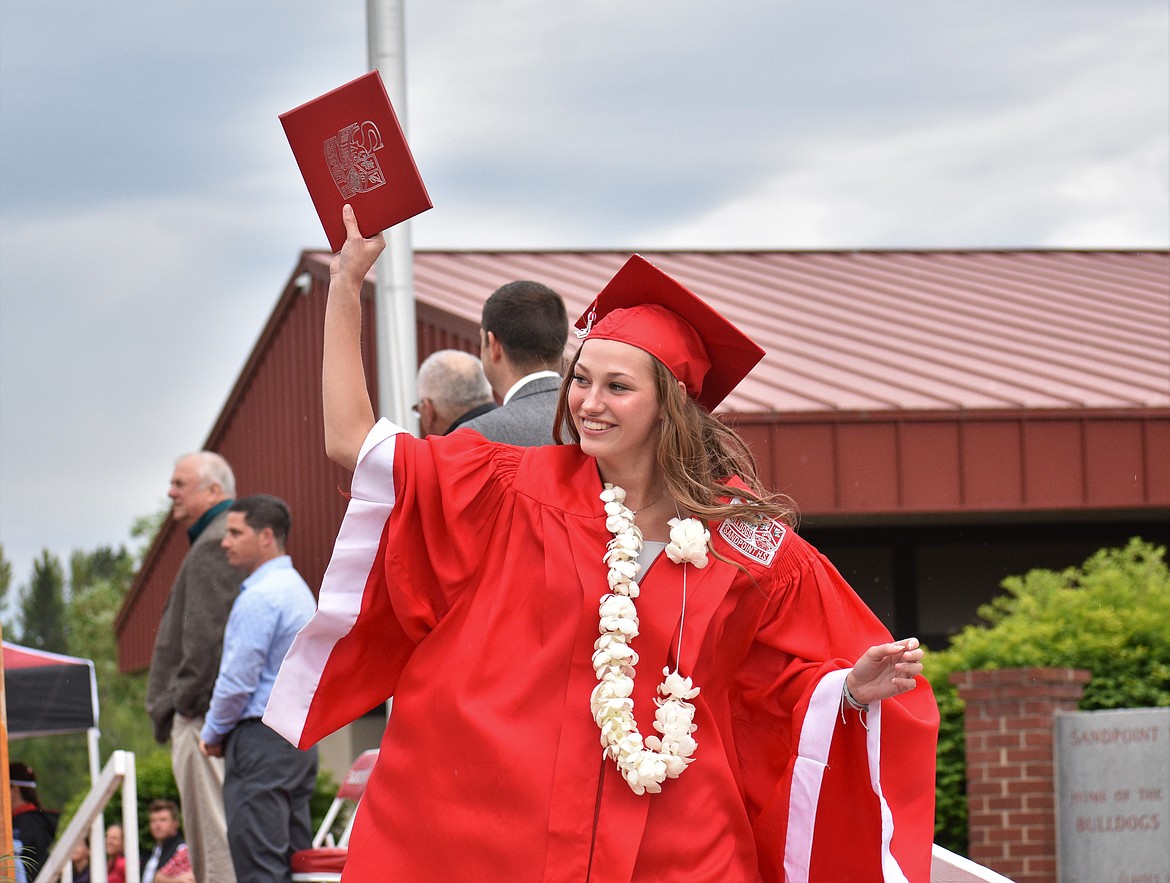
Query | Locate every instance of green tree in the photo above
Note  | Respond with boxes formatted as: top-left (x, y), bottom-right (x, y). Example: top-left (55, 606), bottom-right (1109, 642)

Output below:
top-left (925, 537), bottom-right (1170, 851)
top-left (70, 545), bottom-right (134, 597)
top-left (66, 550), bottom-right (159, 761)
top-left (18, 549), bottom-right (67, 651)
top-left (11, 535), bottom-right (169, 814)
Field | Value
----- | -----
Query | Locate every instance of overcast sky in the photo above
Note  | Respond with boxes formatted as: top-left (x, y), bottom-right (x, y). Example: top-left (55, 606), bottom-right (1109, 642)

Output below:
top-left (1, 0), bottom-right (1167, 595)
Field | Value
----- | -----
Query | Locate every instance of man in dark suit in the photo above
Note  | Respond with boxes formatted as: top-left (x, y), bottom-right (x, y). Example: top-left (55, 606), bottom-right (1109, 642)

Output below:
top-left (462, 280), bottom-right (568, 446)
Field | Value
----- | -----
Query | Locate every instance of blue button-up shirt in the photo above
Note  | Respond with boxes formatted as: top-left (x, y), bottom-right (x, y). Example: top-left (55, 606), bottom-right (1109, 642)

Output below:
top-left (201, 555), bottom-right (316, 744)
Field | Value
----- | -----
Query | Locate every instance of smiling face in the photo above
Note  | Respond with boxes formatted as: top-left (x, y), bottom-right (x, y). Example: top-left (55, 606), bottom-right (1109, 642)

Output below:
top-left (567, 338), bottom-right (663, 476)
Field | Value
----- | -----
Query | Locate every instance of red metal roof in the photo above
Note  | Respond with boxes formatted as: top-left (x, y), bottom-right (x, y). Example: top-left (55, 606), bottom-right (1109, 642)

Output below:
top-left (397, 249), bottom-right (1170, 414)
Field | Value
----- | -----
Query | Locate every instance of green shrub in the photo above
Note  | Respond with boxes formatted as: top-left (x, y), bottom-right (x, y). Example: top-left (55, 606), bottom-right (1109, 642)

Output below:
top-left (924, 537), bottom-right (1170, 852)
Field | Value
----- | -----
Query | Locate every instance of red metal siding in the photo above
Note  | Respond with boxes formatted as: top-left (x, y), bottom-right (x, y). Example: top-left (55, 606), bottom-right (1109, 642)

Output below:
top-left (837, 422), bottom-right (900, 511)
top-left (770, 422), bottom-right (838, 511)
top-left (1147, 420), bottom-right (1170, 502)
top-left (960, 422), bottom-right (1024, 509)
top-left (415, 301), bottom-right (480, 359)
top-left (734, 409), bottom-right (1169, 521)
top-left (1083, 420), bottom-right (1146, 506)
top-left (899, 422), bottom-right (962, 509)
top-left (119, 533), bottom-right (189, 672)
top-left (1022, 420), bottom-right (1085, 508)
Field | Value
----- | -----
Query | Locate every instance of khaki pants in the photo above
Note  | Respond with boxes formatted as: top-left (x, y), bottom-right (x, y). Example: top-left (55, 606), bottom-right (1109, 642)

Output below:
top-left (171, 713), bottom-right (237, 883)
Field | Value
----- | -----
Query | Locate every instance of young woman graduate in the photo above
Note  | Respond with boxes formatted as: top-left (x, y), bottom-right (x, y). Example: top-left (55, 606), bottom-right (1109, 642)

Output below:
top-left (265, 205), bottom-right (940, 882)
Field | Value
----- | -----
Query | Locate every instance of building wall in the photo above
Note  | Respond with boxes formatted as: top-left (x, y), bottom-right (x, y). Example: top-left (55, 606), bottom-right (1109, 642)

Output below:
top-left (731, 409), bottom-right (1170, 516)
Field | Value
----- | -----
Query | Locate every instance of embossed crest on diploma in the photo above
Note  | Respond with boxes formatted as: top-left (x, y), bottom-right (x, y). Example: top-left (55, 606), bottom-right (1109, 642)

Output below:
top-left (325, 121), bottom-right (387, 199)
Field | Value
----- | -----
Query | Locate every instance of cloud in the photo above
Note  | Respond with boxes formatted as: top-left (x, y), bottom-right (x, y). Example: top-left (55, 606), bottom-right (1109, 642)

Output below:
top-left (641, 9), bottom-right (1170, 248)
top-left (0, 186), bottom-right (311, 574)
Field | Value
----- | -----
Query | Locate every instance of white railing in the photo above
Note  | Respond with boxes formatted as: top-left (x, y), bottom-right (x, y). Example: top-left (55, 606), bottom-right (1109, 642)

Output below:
top-left (34, 750), bottom-right (140, 883)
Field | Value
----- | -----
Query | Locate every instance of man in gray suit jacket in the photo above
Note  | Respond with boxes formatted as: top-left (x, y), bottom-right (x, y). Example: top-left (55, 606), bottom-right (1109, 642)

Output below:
top-left (461, 280), bottom-right (568, 446)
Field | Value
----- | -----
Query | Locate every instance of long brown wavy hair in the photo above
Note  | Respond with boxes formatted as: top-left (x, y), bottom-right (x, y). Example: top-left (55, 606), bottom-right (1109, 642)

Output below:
top-left (553, 345), bottom-right (797, 527)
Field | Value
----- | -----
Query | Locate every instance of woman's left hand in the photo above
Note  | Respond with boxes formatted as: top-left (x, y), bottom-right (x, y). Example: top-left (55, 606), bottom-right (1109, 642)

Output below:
top-left (845, 638), bottom-right (924, 706)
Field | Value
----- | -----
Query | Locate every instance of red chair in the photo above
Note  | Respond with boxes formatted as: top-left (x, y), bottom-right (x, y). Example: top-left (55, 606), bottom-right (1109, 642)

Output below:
top-left (291, 749), bottom-right (379, 882)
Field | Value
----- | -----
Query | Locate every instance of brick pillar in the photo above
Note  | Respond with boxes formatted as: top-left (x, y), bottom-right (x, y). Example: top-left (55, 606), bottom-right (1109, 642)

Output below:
top-left (949, 667), bottom-right (1091, 883)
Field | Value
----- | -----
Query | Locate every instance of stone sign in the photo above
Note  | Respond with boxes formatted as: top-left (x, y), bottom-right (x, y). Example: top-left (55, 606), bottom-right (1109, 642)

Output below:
top-left (1055, 707), bottom-right (1170, 883)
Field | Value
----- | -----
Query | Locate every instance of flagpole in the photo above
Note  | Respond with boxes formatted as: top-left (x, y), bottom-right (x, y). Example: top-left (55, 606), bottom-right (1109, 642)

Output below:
top-left (367, 0), bottom-right (418, 431)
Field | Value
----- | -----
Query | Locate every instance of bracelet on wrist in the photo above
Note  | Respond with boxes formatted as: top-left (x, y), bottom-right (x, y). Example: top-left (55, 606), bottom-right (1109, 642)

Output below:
top-left (842, 680), bottom-right (869, 713)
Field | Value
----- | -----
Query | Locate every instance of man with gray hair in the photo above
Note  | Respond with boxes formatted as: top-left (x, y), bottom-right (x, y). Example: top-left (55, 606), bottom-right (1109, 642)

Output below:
top-left (414, 349), bottom-right (498, 437)
top-left (146, 450), bottom-right (245, 883)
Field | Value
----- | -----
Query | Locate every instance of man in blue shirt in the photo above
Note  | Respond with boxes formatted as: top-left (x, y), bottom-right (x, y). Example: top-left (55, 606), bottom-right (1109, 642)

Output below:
top-left (199, 494), bottom-right (318, 883)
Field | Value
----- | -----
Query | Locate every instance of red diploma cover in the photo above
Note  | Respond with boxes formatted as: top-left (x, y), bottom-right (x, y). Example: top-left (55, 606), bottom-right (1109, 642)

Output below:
top-left (280, 70), bottom-right (432, 252)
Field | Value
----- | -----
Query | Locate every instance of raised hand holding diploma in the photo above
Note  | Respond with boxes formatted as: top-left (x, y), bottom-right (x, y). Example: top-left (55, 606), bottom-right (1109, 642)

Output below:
top-left (330, 203), bottom-right (386, 281)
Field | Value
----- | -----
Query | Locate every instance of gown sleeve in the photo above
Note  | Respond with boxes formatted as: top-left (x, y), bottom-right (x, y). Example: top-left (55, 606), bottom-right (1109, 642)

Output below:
top-left (264, 419), bottom-right (520, 748)
top-left (731, 535), bottom-right (939, 883)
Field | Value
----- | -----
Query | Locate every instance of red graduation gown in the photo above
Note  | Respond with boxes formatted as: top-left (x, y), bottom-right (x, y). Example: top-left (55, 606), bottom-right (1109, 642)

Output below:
top-left (266, 421), bottom-right (938, 882)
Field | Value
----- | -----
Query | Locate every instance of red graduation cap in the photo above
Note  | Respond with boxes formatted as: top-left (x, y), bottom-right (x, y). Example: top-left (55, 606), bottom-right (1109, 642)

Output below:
top-left (573, 255), bottom-right (764, 411)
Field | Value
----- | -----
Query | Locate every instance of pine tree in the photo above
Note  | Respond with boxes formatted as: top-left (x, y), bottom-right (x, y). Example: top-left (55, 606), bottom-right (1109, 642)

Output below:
top-left (18, 549), bottom-right (67, 651)
top-left (70, 545), bottom-right (133, 596)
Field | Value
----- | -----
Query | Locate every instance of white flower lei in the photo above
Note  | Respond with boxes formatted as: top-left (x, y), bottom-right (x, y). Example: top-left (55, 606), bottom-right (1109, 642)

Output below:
top-left (590, 483), bottom-right (710, 795)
